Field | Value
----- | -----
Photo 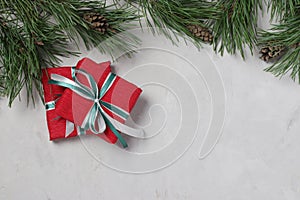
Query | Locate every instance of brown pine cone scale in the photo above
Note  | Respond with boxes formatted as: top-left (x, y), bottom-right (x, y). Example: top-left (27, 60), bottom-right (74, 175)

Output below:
top-left (187, 25), bottom-right (213, 43)
top-left (83, 13), bottom-right (109, 34)
top-left (259, 46), bottom-right (285, 62)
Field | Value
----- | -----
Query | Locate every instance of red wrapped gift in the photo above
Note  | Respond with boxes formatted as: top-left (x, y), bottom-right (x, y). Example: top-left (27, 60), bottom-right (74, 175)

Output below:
top-left (48, 58), bottom-right (142, 146)
top-left (42, 67), bottom-right (78, 140)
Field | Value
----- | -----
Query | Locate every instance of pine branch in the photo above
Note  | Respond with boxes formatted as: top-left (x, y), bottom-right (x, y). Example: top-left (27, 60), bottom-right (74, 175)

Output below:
top-left (127, 0), bottom-right (219, 48)
top-left (0, 1), bottom-right (73, 106)
top-left (39, 0), bottom-right (140, 56)
top-left (259, 6), bottom-right (300, 82)
top-left (212, 0), bottom-right (262, 59)
top-left (0, 0), bottom-right (139, 106)
top-left (265, 47), bottom-right (300, 82)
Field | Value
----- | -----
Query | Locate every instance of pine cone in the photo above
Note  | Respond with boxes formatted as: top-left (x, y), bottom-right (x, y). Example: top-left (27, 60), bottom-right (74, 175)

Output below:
top-left (83, 13), bottom-right (109, 34)
top-left (259, 46), bottom-right (285, 62)
top-left (187, 25), bottom-right (213, 43)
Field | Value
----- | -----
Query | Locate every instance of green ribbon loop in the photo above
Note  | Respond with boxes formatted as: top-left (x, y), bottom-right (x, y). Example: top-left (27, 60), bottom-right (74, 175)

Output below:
top-left (48, 68), bottom-right (129, 148)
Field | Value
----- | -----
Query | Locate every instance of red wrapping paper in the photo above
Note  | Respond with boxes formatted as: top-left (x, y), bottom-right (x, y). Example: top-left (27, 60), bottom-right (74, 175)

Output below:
top-left (43, 57), bottom-right (142, 144)
top-left (42, 67), bottom-right (78, 140)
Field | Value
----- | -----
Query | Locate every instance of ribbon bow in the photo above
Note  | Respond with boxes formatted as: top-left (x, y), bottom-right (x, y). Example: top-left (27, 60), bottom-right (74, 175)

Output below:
top-left (48, 69), bottom-right (143, 148)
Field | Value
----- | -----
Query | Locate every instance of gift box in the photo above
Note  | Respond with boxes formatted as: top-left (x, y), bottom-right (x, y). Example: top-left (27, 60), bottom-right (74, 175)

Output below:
top-left (43, 66), bottom-right (107, 141)
top-left (42, 67), bottom-right (78, 140)
top-left (43, 58), bottom-right (142, 147)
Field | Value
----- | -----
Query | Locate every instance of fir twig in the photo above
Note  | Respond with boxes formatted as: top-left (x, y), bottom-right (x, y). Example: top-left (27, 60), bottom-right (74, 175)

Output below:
top-left (40, 0), bottom-right (140, 56)
top-left (0, 1), bottom-right (73, 106)
top-left (0, 0), bottom-right (139, 106)
top-left (212, 0), bottom-right (262, 59)
top-left (259, 6), bottom-right (300, 82)
top-left (127, 0), bottom-right (219, 48)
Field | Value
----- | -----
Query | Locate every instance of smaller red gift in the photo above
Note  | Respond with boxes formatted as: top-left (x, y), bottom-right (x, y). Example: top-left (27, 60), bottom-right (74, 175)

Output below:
top-left (46, 58), bottom-right (143, 147)
top-left (42, 67), bottom-right (78, 140)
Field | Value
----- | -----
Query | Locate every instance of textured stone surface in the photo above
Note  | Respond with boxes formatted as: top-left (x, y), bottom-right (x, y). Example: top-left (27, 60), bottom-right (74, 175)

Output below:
top-left (1, 21), bottom-right (300, 200)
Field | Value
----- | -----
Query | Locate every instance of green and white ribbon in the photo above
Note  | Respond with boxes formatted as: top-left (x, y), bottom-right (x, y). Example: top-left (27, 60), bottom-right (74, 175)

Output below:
top-left (45, 101), bottom-right (56, 111)
top-left (48, 69), bottom-right (143, 148)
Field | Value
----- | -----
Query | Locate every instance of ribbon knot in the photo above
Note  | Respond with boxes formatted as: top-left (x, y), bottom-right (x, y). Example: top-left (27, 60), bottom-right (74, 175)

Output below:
top-left (48, 68), bottom-right (143, 148)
